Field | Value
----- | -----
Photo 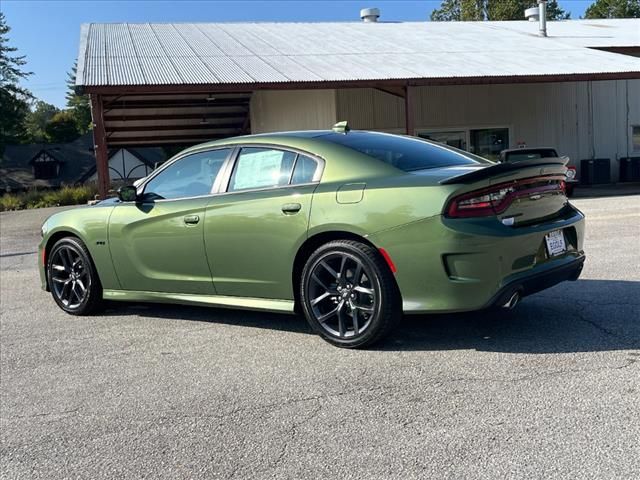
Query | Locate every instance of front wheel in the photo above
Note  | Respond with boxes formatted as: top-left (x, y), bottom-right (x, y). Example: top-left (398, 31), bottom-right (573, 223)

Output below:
top-left (47, 237), bottom-right (103, 315)
top-left (300, 240), bottom-right (401, 348)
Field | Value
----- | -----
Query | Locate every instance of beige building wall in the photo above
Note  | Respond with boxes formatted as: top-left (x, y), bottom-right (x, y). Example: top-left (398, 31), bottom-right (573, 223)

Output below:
top-left (250, 89), bottom-right (337, 133)
top-left (336, 80), bottom-right (640, 180)
top-left (250, 81), bottom-right (640, 181)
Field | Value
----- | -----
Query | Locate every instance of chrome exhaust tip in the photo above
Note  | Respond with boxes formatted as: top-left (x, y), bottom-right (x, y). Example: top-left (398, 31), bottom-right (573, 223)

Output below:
top-left (502, 291), bottom-right (520, 310)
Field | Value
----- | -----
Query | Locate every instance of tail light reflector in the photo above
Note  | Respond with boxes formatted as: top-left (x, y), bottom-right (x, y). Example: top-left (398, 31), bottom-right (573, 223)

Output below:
top-left (446, 175), bottom-right (566, 218)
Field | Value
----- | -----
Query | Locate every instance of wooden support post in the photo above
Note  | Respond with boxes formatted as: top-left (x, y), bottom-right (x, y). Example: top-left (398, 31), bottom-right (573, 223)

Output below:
top-left (90, 94), bottom-right (110, 199)
top-left (404, 85), bottom-right (416, 136)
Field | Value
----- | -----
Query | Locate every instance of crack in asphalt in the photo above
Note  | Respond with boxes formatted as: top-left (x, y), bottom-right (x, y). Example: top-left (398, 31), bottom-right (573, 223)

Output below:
top-left (7, 359), bottom-right (637, 424)
top-left (270, 401), bottom-right (323, 471)
top-left (537, 304), bottom-right (638, 347)
top-left (0, 251), bottom-right (36, 258)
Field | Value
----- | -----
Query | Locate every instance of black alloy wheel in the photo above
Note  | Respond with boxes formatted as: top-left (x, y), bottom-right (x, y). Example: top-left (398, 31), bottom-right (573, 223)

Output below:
top-left (47, 237), bottom-right (102, 315)
top-left (300, 240), bottom-right (401, 348)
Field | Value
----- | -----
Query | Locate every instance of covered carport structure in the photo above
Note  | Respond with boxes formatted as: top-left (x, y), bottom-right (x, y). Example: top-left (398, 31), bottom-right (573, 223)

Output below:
top-left (76, 20), bottom-right (640, 198)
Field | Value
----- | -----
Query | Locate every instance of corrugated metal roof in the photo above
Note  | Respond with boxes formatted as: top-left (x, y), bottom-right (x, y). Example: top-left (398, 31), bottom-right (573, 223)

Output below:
top-left (77, 19), bottom-right (640, 87)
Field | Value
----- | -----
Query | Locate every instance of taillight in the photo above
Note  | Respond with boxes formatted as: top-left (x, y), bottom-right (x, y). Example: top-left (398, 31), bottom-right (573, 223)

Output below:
top-left (446, 175), bottom-right (565, 218)
top-left (566, 166), bottom-right (576, 180)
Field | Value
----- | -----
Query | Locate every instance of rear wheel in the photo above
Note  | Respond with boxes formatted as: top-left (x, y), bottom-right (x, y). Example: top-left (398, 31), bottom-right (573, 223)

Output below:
top-left (47, 237), bottom-right (103, 315)
top-left (300, 240), bottom-right (401, 348)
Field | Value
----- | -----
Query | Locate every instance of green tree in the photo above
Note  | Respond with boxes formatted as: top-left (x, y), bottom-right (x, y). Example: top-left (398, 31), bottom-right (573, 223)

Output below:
top-left (65, 62), bottom-right (92, 133)
top-left (0, 12), bottom-right (32, 152)
top-left (488, 0), bottom-right (570, 20)
top-left (44, 110), bottom-right (80, 143)
top-left (584, 0), bottom-right (640, 18)
top-left (431, 0), bottom-right (570, 21)
top-left (24, 100), bottom-right (59, 142)
top-left (545, 0), bottom-right (572, 19)
top-left (431, 0), bottom-right (483, 20)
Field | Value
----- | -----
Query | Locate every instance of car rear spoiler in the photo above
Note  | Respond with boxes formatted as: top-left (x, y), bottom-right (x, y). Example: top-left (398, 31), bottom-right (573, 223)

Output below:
top-left (440, 157), bottom-right (568, 185)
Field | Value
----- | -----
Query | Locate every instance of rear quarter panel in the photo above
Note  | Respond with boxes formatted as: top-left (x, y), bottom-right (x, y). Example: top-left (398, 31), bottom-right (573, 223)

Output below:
top-left (308, 175), bottom-right (458, 239)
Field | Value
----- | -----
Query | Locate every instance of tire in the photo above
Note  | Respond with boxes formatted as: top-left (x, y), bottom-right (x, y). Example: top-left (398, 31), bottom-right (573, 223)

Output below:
top-left (47, 237), bottom-right (103, 315)
top-left (300, 240), bottom-right (401, 348)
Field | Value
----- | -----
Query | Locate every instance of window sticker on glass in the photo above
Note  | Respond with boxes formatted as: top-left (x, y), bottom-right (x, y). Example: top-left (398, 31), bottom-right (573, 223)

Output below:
top-left (230, 148), bottom-right (296, 191)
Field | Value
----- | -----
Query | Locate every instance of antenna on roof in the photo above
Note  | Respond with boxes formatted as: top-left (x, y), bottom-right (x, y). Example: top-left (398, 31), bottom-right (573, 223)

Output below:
top-left (332, 121), bottom-right (351, 134)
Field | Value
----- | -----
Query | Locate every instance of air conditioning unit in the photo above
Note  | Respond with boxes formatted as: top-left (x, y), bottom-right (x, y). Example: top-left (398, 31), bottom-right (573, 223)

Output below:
top-left (619, 157), bottom-right (640, 182)
top-left (580, 158), bottom-right (611, 185)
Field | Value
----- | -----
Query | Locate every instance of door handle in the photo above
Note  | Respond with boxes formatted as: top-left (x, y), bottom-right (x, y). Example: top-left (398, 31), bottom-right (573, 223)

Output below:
top-left (184, 214), bottom-right (200, 225)
top-left (281, 203), bottom-right (302, 214)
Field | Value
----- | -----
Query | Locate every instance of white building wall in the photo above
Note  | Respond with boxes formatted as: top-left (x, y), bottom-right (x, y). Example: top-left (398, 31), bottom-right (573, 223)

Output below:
top-left (250, 89), bottom-right (337, 133)
top-left (88, 149), bottom-right (152, 182)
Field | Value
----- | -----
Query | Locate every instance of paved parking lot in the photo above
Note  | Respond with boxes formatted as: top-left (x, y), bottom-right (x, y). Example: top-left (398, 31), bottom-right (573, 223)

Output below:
top-left (1, 197), bottom-right (639, 479)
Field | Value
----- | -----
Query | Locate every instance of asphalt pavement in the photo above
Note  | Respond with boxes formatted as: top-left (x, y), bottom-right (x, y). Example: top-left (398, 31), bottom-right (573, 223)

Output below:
top-left (1, 197), bottom-right (639, 479)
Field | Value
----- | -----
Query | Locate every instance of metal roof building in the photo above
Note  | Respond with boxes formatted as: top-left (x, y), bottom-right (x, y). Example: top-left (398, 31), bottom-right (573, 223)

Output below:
top-left (75, 18), bottom-right (640, 197)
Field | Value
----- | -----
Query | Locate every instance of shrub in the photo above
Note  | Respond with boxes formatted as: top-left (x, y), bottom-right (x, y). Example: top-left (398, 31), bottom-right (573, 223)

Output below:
top-left (0, 194), bottom-right (23, 211)
top-left (56, 186), bottom-right (77, 206)
top-left (70, 185), bottom-right (97, 205)
top-left (0, 185), bottom-right (100, 212)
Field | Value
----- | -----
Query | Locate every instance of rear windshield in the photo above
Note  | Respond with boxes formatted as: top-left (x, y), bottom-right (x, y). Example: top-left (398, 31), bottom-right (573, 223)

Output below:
top-left (322, 131), bottom-right (490, 171)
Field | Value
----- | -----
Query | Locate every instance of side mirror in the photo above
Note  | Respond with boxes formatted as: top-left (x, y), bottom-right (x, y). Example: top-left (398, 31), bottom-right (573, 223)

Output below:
top-left (117, 185), bottom-right (138, 202)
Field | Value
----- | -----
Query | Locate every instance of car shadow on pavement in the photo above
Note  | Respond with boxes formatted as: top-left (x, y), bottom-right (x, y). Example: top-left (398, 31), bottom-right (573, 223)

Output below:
top-left (383, 279), bottom-right (640, 353)
top-left (103, 279), bottom-right (639, 354)
top-left (103, 301), bottom-right (315, 336)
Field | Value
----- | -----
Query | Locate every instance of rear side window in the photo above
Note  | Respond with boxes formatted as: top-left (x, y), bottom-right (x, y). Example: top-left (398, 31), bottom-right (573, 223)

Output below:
top-left (291, 154), bottom-right (318, 184)
top-left (323, 131), bottom-right (490, 171)
top-left (229, 148), bottom-right (297, 192)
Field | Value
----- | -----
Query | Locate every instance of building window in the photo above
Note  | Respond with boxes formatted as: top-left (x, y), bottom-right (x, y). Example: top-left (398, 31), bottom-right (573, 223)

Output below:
top-left (32, 152), bottom-right (59, 179)
top-left (633, 126), bottom-right (640, 152)
top-left (469, 128), bottom-right (509, 161)
top-left (417, 127), bottom-right (510, 161)
top-left (418, 130), bottom-right (466, 150)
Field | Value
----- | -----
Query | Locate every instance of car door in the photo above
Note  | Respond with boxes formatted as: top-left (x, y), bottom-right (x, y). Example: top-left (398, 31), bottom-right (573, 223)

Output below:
top-left (108, 148), bottom-right (232, 295)
top-left (204, 146), bottom-right (323, 300)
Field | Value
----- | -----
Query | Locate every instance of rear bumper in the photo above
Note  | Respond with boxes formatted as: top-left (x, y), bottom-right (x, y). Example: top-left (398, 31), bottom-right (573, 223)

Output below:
top-left (487, 254), bottom-right (584, 309)
top-left (369, 204), bottom-right (586, 314)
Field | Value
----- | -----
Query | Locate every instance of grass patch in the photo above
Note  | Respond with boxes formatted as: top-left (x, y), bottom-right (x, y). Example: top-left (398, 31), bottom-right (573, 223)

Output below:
top-left (0, 185), bottom-right (99, 212)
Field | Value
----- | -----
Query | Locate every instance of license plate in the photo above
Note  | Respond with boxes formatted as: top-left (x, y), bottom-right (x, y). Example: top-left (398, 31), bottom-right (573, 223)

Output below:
top-left (545, 230), bottom-right (566, 257)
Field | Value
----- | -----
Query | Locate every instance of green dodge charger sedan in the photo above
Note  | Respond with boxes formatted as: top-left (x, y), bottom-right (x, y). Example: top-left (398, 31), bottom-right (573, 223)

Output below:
top-left (39, 126), bottom-right (585, 348)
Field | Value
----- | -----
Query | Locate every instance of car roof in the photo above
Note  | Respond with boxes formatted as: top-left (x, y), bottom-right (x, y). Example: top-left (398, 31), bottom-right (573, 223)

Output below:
top-left (176, 130), bottom-right (404, 183)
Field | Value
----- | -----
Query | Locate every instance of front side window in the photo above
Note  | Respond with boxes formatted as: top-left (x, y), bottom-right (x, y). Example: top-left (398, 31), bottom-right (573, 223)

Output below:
top-left (228, 148), bottom-right (297, 192)
top-left (143, 149), bottom-right (230, 200)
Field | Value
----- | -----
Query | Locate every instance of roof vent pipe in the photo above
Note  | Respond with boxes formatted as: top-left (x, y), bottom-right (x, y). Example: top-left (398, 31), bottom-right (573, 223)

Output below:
top-left (524, 7), bottom-right (539, 21)
top-left (360, 8), bottom-right (380, 22)
top-left (538, 0), bottom-right (547, 37)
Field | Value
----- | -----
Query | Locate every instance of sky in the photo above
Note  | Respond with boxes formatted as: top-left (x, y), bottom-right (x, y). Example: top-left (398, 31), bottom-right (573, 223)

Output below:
top-left (3, 0), bottom-right (594, 108)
